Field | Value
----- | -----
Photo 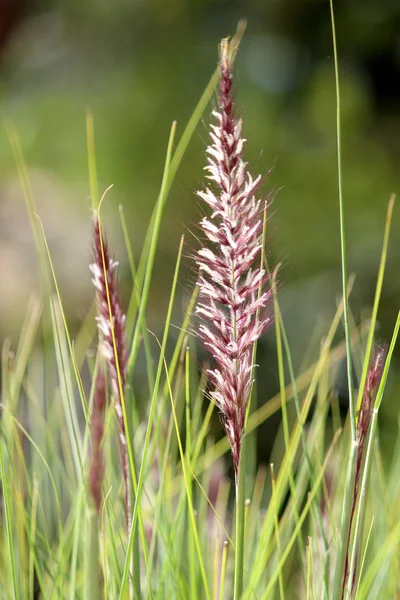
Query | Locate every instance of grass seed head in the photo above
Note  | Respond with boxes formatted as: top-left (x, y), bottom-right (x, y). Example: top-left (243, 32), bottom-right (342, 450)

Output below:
top-left (195, 40), bottom-right (273, 479)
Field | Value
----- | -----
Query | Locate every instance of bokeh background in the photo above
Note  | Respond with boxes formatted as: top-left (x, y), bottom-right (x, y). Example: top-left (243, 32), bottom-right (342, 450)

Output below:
top-left (1, 0), bottom-right (400, 458)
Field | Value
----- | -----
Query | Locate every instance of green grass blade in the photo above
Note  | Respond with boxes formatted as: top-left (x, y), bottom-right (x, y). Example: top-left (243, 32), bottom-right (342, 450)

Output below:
top-left (0, 427), bottom-right (19, 599)
top-left (119, 235), bottom-right (184, 599)
top-left (127, 121), bottom-right (176, 374)
top-left (356, 194), bottom-right (395, 414)
top-left (164, 355), bottom-right (211, 600)
top-left (87, 112), bottom-right (99, 210)
top-left (259, 431), bottom-right (341, 600)
top-left (329, 0), bottom-right (356, 440)
top-left (37, 217), bottom-right (88, 422)
top-left (185, 346), bottom-right (198, 600)
top-left (119, 204), bottom-right (155, 392)
top-left (234, 435), bottom-right (246, 600)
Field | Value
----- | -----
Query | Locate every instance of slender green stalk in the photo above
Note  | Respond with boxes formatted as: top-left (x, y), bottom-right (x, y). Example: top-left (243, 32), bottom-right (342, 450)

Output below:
top-left (353, 517), bottom-right (375, 600)
top-left (28, 478), bottom-right (39, 600)
top-left (346, 311), bottom-right (400, 597)
top-left (0, 427), bottom-right (18, 599)
top-left (213, 536), bottom-right (221, 600)
top-left (260, 432), bottom-right (341, 600)
top-left (185, 347), bottom-right (197, 600)
top-left (345, 413), bottom-right (378, 599)
top-left (219, 542), bottom-right (229, 600)
top-left (87, 112), bottom-right (99, 210)
top-left (119, 204), bottom-right (155, 393)
top-left (127, 121), bottom-right (176, 374)
top-left (306, 542), bottom-right (312, 600)
top-left (119, 233), bottom-right (184, 599)
top-left (164, 353), bottom-right (211, 599)
top-left (246, 292), bottom-right (354, 594)
top-left (356, 518), bottom-right (400, 600)
top-left (272, 269), bottom-right (308, 584)
top-left (355, 194), bottom-right (395, 414)
top-left (271, 464), bottom-right (285, 600)
top-left (69, 486), bottom-right (86, 600)
top-left (329, 2), bottom-right (360, 596)
top-left (234, 436), bottom-right (246, 600)
top-left (123, 51), bottom-right (222, 338)
top-left (86, 512), bottom-right (101, 600)
top-left (329, 0), bottom-right (355, 440)
top-left (272, 273), bottom-right (331, 598)
top-left (39, 220), bottom-right (88, 423)
top-left (331, 439), bottom-right (358, 600)
top-left (5, 122), bottom-right (51, 292)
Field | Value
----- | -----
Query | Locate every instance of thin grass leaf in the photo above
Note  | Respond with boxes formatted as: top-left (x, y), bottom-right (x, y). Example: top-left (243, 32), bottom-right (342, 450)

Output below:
top-left (127, 121), bottom-right (176, 374)
top-left (163, 344), bottom-right (211, 599)
top-left (346, 311), bottom-right (400, 597)
top-left (37, 217), bottom-right (88, 422)
top-left (259, 430), bottom-right (341, 600)
top-left (354, 517), bottom-right (374, 599)
top-left (329, 0), bottom-right (356, 439)
top-left (125, 21), bottom-right (246, 339)
top-left (0, 427), bottom-right (19, 599)
top-left (28, 477), bottom-right (39, 600)
top-left (356, 194), bottom-right (395, 415)
top-left (119, 204), bottom-right (155, 392)
top-left (248, 305), bottom-right (352, 593)
top-left (119, 233), bottom-right (184, 599)
top-left (87, 112), bottom-right (99, 210)
top-left (271, 464), bottom-right (285, 600)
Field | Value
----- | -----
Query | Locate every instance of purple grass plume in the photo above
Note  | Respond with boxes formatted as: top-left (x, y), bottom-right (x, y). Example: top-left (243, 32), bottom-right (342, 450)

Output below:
top-left (356, 346), bottom-right (386, 455)
top-left (342, 344), bottom-right (386, 598)
top-left (90, 215), bottom-right (130, 530)
top-left (195, 39), bottom-right (273, 480)
top-left (89, 369), bottom-right (106, 513)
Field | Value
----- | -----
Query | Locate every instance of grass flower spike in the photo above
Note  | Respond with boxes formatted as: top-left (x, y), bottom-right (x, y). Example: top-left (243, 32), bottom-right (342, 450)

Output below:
top-left (341, 344), bottom-right (386, 597)
top-left (90, 215), bottom-right (130, 529)
top-left (196, 39), bottom-right (273, 479)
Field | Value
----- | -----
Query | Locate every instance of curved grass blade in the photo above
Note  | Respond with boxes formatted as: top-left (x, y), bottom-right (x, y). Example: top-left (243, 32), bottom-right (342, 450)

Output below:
top-left (119, 234), bottom-right (184, 599)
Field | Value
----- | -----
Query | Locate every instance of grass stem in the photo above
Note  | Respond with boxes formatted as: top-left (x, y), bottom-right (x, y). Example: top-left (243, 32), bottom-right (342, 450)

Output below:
top-left (331, 439), bottom-right (358, 600)
top-left (86, 511), bottom-right (101, 600)
top-left (234, 437), bottom-right (246, 600)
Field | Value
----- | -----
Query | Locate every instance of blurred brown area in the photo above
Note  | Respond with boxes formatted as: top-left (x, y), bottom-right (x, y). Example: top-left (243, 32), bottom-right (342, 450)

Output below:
top-left (0, 1), bottom-right (25, 51)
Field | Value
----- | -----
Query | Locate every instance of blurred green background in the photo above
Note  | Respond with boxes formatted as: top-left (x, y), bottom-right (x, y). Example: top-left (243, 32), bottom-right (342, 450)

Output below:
top-left (1, 0), bottom-right (399, 455)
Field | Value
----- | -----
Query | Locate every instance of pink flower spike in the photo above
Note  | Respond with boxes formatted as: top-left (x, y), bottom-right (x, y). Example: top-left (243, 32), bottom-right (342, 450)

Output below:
top-left (195, 39), bottom-right (274, 480)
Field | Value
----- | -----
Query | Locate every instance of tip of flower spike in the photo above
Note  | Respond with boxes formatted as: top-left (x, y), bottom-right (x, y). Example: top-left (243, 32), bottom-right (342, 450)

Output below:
top-left (219, 38), bottom-right (230, 71)
top-left (219, 35), bottom-right (241, 73)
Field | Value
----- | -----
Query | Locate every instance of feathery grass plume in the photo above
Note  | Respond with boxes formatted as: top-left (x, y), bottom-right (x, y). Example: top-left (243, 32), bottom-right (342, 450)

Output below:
top-left (341, 344), bottom-right (386, 597)
top-left (90, 215), bottom-right (130, 529)
top-left (89, 369), bottom-right (106, 512)
top-left (195, 39), bottom-right (273, 480)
